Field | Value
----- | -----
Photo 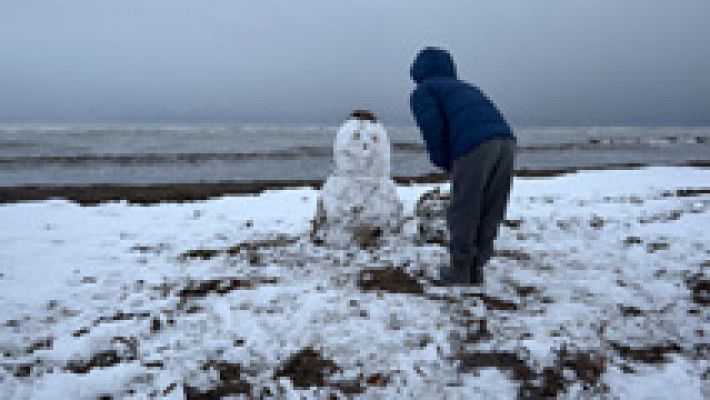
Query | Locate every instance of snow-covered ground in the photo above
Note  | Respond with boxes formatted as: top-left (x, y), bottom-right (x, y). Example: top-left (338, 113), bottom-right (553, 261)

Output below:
top-left (1, 167), bottom-right (708, 399)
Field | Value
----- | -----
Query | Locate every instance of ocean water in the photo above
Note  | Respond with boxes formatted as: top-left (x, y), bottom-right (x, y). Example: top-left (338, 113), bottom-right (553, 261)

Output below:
top-left (0, 124), bottom-right (708, 186)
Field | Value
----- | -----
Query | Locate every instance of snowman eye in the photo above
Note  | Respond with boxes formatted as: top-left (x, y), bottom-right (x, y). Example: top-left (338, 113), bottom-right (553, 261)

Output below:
top-left (371, 135), bottom-right (379, 143)
top-left (353, 131), bottom-right (360, 140)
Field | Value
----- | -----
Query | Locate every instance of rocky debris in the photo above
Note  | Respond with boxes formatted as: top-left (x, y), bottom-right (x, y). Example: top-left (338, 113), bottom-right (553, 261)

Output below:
top-left (609, 341), bottom-right (682, 364)
top-left (274, 348), bottom-right (340, 389)
top-left (72, 327), bottom-right (90, 337)
top-left (494, 249), bottom-right (532, 262)
top-left (69, 310), bottom-right (152, 338)
top-left (225, 235), bottom-right (299, 256)
top-left (180, 235), bottom-right (299, 261)
top-left (150, 317), bottom-right (162, 333)
top-left (674, 188), bottom-right (710, 198)
top-left (65, 337), bottom-right (138, 374)
top-left (352, 226), bottom-right (383, 249)
top-left (554, 347), bottom-right (606, 389)
top-left (509, 282), bottom-right (541, 298)
top-left (646, 241), bottom-right (670, 253)
top-left (426, 290), bottom-right (520, 311)
top-left (472, 294), bottom-right (520, 312)
top-left (589, 215), bottom-right (605, 229)
top-left (67, 351), bottom-right (122, 373)
top-left (9, 362), bottom-right (35, 378)
top-left (458, 346), bottom-right (606, 400)
top-left (25, 337), bottom-right (53, 354)
top-left (458, 351), bottom-right (534, 381)
top-left (130, 243), bottom-right (169, 254)
top-left (184, 361), bottom-right (252, 400)
top-left (180, 249), bottom-right (221, 260)
top-left (142, 360), bottom-right (164, 369)
top-left (462, 318), bottom-right (492, 343)
top-left (623, 236), bottom-right (643, 246)
top-left (178, 277), bottom-right (279, 300)
top-left (310, 199), bottom-right (328, 246)
top-left (357, 267), bottom-right (424, 295)
top-left (639, 210), bottom-right (686, 224)
top-left (3, 319), bottom-right (21, 328)
top-left (270, 347), bottom-right (389, 395)
top-left (503, 219), bottom-right (524, 229)
top-left (330, 372), bottom-right (390, 395)
top-left (415, 188), bottom-right (449, 245)
top-left (686, 274), bottom-right (709, 306)
top-left (618, 305), bottom-right (644, 317)
top-left (96, 310), bottom-right (151, 324)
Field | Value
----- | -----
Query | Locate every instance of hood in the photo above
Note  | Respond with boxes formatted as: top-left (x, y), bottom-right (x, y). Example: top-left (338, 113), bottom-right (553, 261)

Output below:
top-left (410, 47), bottom-right (457, 83)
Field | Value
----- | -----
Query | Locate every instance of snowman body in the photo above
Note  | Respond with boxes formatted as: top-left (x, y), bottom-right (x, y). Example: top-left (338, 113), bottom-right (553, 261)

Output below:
top-left (313, 112), bottom-right (403, 247)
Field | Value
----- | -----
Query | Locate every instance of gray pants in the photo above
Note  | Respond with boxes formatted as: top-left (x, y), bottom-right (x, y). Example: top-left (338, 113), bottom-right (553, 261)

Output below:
top-left (447, 138), bottom-right (516, 270)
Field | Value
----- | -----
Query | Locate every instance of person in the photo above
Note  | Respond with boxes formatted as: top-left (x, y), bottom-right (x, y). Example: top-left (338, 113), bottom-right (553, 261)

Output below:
top-left (409, 47), bottom-right (516, 286)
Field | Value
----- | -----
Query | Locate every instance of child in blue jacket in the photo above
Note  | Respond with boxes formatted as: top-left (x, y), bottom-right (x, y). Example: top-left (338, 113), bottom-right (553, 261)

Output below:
top-left (410, 47), bottom-right (516, 286)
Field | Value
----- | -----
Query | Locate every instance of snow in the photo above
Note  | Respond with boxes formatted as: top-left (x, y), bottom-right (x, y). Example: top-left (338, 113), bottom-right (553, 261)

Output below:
top-left (1, 167), bottom-right (708, 399)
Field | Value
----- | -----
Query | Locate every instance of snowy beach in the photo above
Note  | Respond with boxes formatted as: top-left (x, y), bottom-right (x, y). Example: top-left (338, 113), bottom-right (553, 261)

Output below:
top-left (0, 166), bottom-right (708, 399)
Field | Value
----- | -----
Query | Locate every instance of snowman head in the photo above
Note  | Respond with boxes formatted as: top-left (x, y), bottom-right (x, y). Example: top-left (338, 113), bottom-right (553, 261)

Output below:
top-left (333, 110), bottom-right (391, 177)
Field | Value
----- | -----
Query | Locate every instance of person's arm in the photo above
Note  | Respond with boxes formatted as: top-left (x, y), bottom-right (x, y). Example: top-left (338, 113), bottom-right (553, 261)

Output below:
top-left (410, 86), bottom-right (450, 171)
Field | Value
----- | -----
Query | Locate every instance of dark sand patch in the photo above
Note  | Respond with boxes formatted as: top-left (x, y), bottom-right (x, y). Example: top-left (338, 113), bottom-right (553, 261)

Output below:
top-left (458, 347), bottom-right (605, 400)
top-left (65, 337), bottom-right (138, 374)
top-left (184, 361), bottom-right (252, 400)
top-left (3, 163), bottom-right (708, 205)
top-left (179, 235), bottom-right (299, 261)
top-left (609, 341), bottom-right (682, 364)
top-left (274, 348), bottom-right (340, 389)
top-left (686, 274), bottom-right (709, 306)
top-left (681, 160), bottom-right (710, 168)
top-left (178, 277), bottom-right (279, 300)
top-left (357, 267), bottom-right (424, 295)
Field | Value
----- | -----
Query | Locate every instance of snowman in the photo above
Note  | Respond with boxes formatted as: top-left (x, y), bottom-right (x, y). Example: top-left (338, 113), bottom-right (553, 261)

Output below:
top-left (312, 110), bottom-right (403, 248)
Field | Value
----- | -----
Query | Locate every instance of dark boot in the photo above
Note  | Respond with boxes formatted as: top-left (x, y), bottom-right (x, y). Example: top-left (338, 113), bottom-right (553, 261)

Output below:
top-left (440, 258), bottom-right (471, 285)
top-left (470, 248), bottom-right (489, 286)
top-left (470, 263), bottom-right (484, 286)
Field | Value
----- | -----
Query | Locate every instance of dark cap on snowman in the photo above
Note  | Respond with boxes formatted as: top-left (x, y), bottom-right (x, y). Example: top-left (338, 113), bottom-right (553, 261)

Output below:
top-left (350, 110), bottom-right (378, 122)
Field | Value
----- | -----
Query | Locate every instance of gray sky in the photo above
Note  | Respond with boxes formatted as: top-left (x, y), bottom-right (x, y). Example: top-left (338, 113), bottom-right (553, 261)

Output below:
top-left (1, 0), bottom-right (709, 125)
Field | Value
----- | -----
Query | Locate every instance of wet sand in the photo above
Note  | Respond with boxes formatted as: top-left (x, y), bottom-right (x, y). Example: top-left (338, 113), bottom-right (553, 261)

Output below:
top-left (1, 161), bottom-right (707, 206)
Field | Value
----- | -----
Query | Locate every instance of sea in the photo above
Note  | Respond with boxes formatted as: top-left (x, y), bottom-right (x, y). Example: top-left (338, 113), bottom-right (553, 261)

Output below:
top-left (0, 124), bottom-right (708, 187)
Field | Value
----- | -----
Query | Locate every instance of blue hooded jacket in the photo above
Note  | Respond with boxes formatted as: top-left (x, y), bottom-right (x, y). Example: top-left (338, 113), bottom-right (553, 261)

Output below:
top-left (410, 47), bottom-right (514, 172)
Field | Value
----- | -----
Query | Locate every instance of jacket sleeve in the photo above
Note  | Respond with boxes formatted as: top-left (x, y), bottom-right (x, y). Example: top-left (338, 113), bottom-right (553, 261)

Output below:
top-left (410, 86), bottom-right (450, 171)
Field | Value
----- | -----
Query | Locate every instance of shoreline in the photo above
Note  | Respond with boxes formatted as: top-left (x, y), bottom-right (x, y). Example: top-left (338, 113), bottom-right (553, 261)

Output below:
top-left (0, 161), bottom-right (708, 206)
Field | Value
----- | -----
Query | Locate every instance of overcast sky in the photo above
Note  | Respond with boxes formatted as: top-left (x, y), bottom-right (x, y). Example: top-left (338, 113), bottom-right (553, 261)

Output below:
top-left (1, 0), bottom-right (709, 125)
